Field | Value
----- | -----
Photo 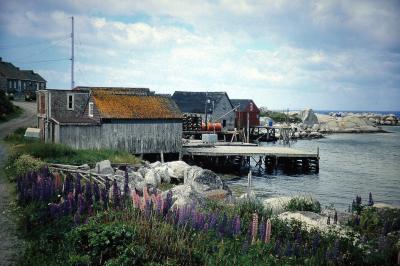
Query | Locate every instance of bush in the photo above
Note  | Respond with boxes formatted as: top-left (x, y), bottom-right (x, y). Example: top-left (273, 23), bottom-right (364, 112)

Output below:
top-left (0, 91), bottom-right (22, 122)
top-left (286, 196), bottom-right (321, 213)
top-left (9, 154), bottom-right (45, 180)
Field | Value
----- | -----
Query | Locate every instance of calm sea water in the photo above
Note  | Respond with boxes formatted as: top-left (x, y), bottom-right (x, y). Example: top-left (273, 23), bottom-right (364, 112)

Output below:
top-left (227, 126), bottom-right (400, 210)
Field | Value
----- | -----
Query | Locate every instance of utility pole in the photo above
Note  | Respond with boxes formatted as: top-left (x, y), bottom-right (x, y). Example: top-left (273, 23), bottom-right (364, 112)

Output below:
top-left (71, 16), bottom-right (75, 90)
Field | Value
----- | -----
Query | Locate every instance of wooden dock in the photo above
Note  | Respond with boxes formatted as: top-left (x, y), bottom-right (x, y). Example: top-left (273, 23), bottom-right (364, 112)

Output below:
top-left (183, 144), bottom-right (319, 174)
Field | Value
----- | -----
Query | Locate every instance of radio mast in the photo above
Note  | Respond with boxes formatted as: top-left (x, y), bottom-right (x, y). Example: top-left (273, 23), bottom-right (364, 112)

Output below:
top-left (71, 16), bottom-right (75, 89)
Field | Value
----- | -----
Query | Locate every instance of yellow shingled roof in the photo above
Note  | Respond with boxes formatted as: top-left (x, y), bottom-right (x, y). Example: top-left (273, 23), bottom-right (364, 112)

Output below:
top-left (92, 89), bottom-right (182, 119)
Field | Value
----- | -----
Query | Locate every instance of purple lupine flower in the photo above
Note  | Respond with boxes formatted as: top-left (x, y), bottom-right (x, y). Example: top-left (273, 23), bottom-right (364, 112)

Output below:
top-left (203, 223), bottom-right (209, 232)
top-left (163, 190), bottom-right (173, 216)
top-left (100, 187), bottom-right (109, 209)
top-left (93, 181), bottom-right (100, 202)
top-left (63, 174), bottom-right (74, 197)
top-left (74, 212), bottom-right (81, 225)
top-left (354, 215), bottom-right (360, 226)
top-left (284, 242), bottom-right (293, 257)
top-left (327, 215), bottom-right (331, 225)
top-left (123, 171), bottom-right (130, 196)
top-left (49, 203), bottom-right (61, 218)
top-left (334, 211), bottom-right (338, 224)
top-left (85, 181), bottom-right (93, 206)
top-left (332, 239), bottom-right (340, 258)
top-left (209, 212), bottom-right (218, 229)
top-left (232, 216), bottom-right (241, 236)
top-left (77, 193), bottom-right (85, 215)
top-left (311, 233), bottom-right (320, 256)
top-left (218, 213), bottom-right (227, 237)
top-left (351, 200), bottom-right (356, 212)
top-left (61, 199), bottom-right (70, 215)
top-left (368, 192), bottom-right (374, 206)
top-left (112, 179), bottom-right (121, 209)
top-left (75, 175), bottom-right (82, 201)
top-left (242, 239), bottom-right (249, 252)
top-left (356, 195), bottom-right (362, 206)
top-left (274, 240), bottom-right (281, 256)
top-left (259, 220), bottom-right (266, 242)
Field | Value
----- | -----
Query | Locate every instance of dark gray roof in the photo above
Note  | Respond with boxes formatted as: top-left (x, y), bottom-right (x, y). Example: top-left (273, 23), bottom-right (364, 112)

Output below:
top-left (231, 99), bottom-right (254, 112)
top-left (0, 60), bottom-right (46, 82)
top-left (172, 91), bottom-right (232, 114)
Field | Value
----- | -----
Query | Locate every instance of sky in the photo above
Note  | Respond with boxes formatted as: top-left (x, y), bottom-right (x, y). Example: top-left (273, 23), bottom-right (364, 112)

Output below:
top-left (0, 0), bottom-right (399, 111)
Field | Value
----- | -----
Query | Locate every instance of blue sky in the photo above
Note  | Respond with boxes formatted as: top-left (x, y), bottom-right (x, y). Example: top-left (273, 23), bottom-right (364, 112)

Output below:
top-left (1, 0), bottom-right (399, 111)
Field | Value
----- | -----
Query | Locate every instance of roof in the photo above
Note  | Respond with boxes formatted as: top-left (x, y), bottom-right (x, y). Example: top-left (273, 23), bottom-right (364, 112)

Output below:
top-left (0, 60), bottom-right (46, 82)
top-left (51, 116), bottom-right (100, 125)
top-left (92, 89), bottom-right (182, 119)
top-left (231, 99), bottom-right (258, 112)
top-left (172, 91), bottom-right (232, 114)
top-left (74, 86), bottom-right (153, 95)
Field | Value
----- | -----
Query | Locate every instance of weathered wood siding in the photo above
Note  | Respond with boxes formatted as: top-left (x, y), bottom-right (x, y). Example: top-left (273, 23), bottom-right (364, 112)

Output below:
top-left (59, 120), bottom-right (182, 154)
top-left (212, 95), bottom-right (235, 130)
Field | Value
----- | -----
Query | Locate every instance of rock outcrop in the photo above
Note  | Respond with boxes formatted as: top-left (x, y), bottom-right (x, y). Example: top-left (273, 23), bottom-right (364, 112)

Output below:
top-left (300, 109), bottom-right (318, 126)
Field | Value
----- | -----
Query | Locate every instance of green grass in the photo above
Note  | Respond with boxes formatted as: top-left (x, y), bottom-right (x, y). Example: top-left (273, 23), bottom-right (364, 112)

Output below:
top-left (0, 105), bottom-right (23, 123)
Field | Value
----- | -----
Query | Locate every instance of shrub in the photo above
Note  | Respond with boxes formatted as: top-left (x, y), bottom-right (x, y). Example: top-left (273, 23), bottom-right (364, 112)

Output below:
top-left (10, 154), bottom-right (45, 179)
top-left (286, 196), bottom-right (321, 213)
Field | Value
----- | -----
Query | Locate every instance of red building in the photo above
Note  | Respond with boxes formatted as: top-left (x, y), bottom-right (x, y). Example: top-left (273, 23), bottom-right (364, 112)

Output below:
top-left (231, 99), bottom-right (260, 129)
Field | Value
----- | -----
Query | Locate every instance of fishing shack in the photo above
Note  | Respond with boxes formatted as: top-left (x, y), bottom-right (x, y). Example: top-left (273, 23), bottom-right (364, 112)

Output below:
top-left (37, 88), bottom-right (183, 154)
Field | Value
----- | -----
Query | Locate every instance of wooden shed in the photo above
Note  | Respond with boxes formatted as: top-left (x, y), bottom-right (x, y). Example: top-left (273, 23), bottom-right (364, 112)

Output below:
top-left (40, 88), bottom-right (183, 154)
top-left (230, 99), bottom-right (260, 129)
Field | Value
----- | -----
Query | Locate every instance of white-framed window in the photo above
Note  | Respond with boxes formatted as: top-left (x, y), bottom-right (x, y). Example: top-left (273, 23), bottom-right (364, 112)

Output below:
top-left (67, 93), bottom-right (74, 110)
top-left (88, 102), bottom-right (94, 117)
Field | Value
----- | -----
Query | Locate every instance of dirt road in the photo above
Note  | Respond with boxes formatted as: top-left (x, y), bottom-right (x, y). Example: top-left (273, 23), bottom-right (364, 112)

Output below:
top-left (0, 101), bottom-right (36, 265)
top-left (0, 101), bottom-right (37, 139)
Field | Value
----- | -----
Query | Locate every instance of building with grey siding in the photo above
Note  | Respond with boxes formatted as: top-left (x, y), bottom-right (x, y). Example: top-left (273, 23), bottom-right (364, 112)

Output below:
top-left (0, 57), bottom-right (46, 100)
top-left (37, 87), bottom-right (183, 154)
top-left (172, 91), bottom-right (235, 130)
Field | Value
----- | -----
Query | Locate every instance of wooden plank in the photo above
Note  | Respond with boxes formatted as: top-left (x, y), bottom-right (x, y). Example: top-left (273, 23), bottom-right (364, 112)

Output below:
top-left (183, 146), bottom-right (318, 158)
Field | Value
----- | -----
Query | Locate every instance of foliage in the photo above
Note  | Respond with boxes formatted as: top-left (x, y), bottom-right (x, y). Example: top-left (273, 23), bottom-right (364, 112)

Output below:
top-left (4, 131), bottom-right (140, 165)
top-left (286, 196), bottom-right (321, 213)
top-left (260, 110), bottom-right (302, 123)
top-left (0, 90), bottom-right (22, 122)
top-left (3, 127), bottom-right (34, 143)
top-left (7, 154), bottom-right (45, 181)
top-left (10, 167), bottom-right (400, 265)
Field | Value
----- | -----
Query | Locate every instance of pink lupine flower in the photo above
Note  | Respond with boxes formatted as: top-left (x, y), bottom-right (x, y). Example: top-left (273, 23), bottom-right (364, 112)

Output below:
top-left (265, 219), bottom-right (272, 244)
top-left (251, 213), bottom-right (258, 245)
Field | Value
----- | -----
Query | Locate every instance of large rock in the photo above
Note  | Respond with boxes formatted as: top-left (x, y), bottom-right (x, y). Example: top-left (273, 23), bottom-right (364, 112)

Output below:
top-left (166, 161), bottom-right (191, 180)
top-left (95, 160), bottom-right (114, 175)
top-left (144, 169), bottom-right (161, 187)
top-left (154, 165), bottom-right (171, 184)
top-left (166, 184), bottom-right (205, 208)
top-left (300, 109), bottom-right (319, 126)
top-left (183, 166), bottom-right (225, 193)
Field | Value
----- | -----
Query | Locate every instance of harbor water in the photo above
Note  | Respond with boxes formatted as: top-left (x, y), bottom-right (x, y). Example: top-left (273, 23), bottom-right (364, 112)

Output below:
top-left (227, 126), bottom-right (400, 210)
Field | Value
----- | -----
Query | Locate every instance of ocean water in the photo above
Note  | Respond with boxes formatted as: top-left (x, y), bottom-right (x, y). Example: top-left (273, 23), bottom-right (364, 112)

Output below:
top-left (226, 126), bottom-right (400, 210)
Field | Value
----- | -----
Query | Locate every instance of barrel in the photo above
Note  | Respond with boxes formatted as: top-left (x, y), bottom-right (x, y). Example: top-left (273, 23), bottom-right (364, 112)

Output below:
top-left (201, 122), bottom-right (222, 131)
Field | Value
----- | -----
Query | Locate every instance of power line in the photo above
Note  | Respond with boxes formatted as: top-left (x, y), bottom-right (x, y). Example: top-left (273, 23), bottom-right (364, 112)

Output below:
top-left (14, 58), bottom-right (70, 64)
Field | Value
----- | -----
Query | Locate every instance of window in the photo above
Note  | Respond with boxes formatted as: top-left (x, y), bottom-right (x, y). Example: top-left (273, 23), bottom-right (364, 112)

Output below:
top-left (88, 102), bottom-right (94, 117)
top-left (223, 120), bottom-right (227, 127)
top-left (67, 93), bottom-right (74, 110)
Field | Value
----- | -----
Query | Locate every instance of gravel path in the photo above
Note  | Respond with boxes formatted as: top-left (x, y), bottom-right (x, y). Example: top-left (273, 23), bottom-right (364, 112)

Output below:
top-left (0, 101), bottom-right (36, 265)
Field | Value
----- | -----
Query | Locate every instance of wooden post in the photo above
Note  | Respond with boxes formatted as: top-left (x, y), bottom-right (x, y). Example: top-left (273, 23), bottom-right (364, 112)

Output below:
top-left (247, 170), bottom-right (252, 196)
top-left (140, 139), bottom-right (144, 160)
top-left (178, 149), bottom-right (182, 161)
top-left (160, 150), bottom-right (164, 163)
top-left (247, 112), bottom-right (250, 143)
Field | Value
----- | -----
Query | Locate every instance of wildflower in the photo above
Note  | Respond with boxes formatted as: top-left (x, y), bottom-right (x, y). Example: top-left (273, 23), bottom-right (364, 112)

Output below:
top-left (265, 219), bottom-right (272, 244)
top-left (356, 195), bottom-right (362, 206)
top-left (124, 170), bottom-right (130, 196)
top-left (203, 223), bottom-right (209, 232)
top-left (77, 194), bottom-right (85, 215)
top-left (368, 192), bottom-right (374, 206)
top-left (354, 215), bottom-right (360, 226)
top-left (112, 179), bottom-right (121, 209)
top-left (85, 181), bottom-right (93, 206)
top-left (242, 239), bottom-right (249, 252)
top-left (75, 175), bottom-right (82, 201)
top-left (93, 181), bottom-right (100, 202)
top-left (258, 219), bottom-right (265, 241)
top-left (218, 213), bottom-right (227, 237)
top-left (63, 174), bottom-right (74, 197)
top-left (100, 187), bottom-right (109, 209)
top-left (274, 240), bottom-right (281, 256)
top-left (311, 233), bottom-right (320, 256)
top-left (74, 212), bottom-right (81, 225)
top-left (49, 203), bottom-right (61, 218)
top-left (232, 216), bottom-right (241, 236)
top-left (54, 173), bottom-right (62, 191)
top-left (327, 215), bottom-right (331, 225)
top-left (251, 213), bottom-right (258, 244)
top-left (284, 242), bottom-right (293, 257)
